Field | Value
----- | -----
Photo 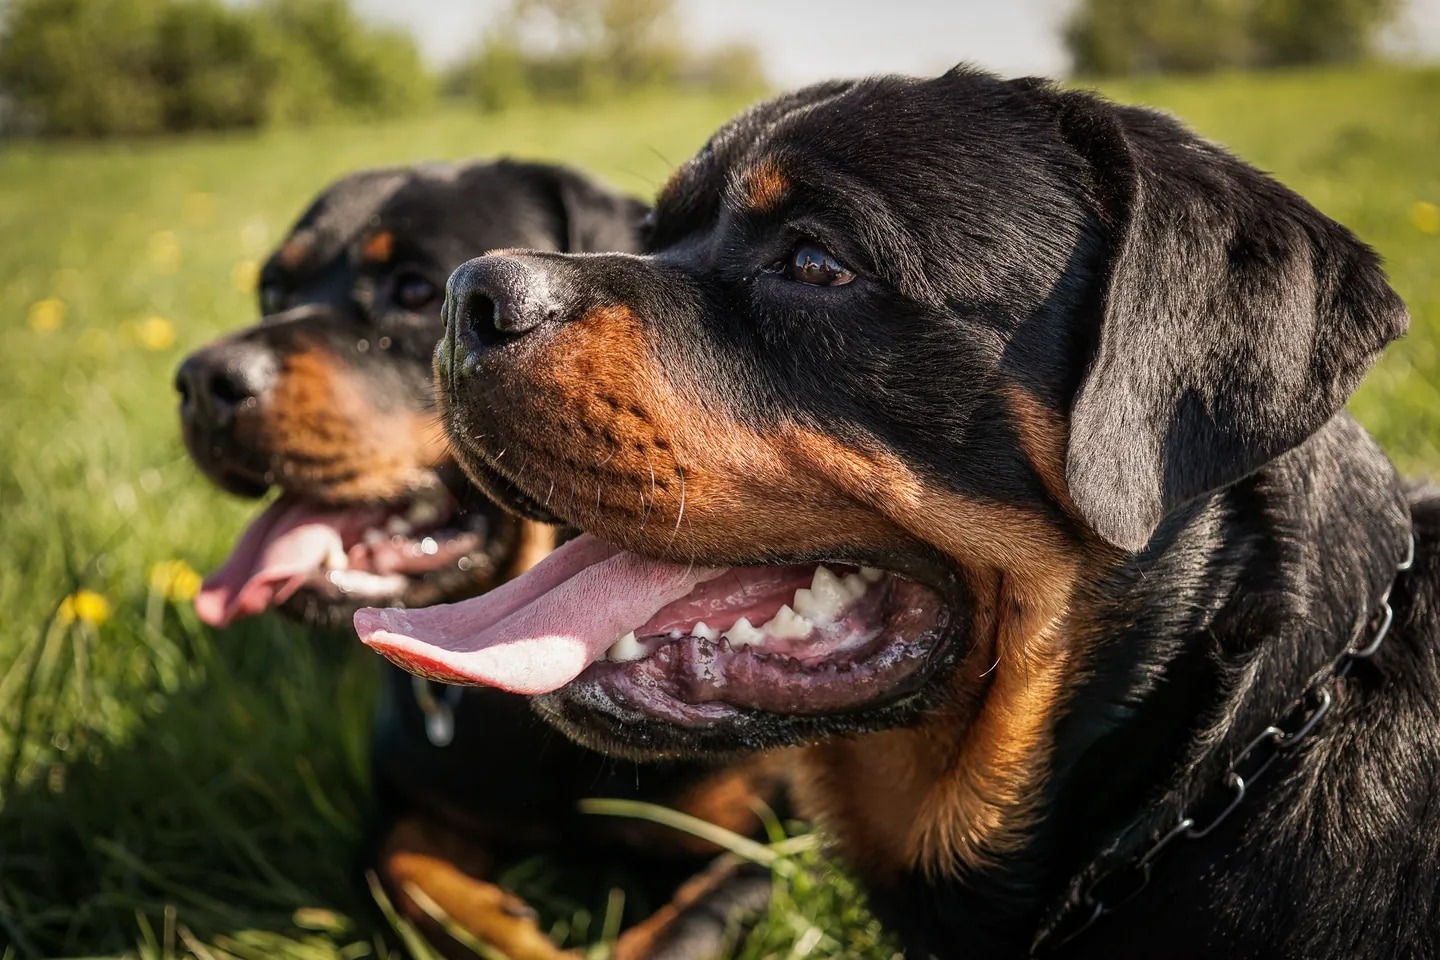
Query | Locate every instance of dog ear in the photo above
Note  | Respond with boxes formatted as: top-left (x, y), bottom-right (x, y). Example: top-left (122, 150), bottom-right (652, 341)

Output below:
top-left (1053, 93), bottom-right (1407, 551)
top-left (530, 164), bottom-right (648, 255)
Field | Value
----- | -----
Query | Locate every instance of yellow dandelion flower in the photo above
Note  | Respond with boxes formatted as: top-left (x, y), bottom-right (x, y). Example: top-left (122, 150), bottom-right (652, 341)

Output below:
top-left (1411, 201), bottom-right (1440, 236)
top-left (231, 259), bottom-right (260, 293)
top-left (58, 589), bottom-right (112, 627)
top-left (133, 315), bottom-right (176, 351)
top-left (148, 230), bottom-right (182, 273)
top-left (28, 297), bottom-right (66, 332)
top-left (183, 192), bottom-right (217, 226)
top-left (150, 559), bottom-right (202, 602)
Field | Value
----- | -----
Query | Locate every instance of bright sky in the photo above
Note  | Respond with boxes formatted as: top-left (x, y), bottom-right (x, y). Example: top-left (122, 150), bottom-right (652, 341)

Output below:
top-left (353, 0), bottom-right (1440, 81)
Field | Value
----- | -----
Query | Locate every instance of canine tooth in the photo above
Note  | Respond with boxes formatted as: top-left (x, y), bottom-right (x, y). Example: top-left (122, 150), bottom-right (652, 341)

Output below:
top-left (722, 617), bottom-right (764, 648)
top-left (693, 621), bottom-right (718, 641)
top-left (608, 631), bottom-right (645, 662)
top-left (860, 566), bottom-right (884, 583)
top-left (765, 604), bottom-right (813, 640)
top-left (323, 539), bottom-right (348, 570)
top-left (804, 567), bottom-right (850, 621)
top-left (791, 587), bottom-right (824, 622)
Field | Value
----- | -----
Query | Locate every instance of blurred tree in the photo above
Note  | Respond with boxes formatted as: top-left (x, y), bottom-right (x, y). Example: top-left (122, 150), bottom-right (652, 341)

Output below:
top-left (0, 0), bottom-right (433, 137)
top-left (1065, 0), bottom-right (1401, 76)
top-left (449, 0), bottom-right (763, 112)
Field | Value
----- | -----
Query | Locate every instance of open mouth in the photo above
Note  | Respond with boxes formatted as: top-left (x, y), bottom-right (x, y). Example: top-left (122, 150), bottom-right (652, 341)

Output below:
top-left (353, 535), bottom-right (952, 727)
top-left (196, 473), bottom-right (510, 629)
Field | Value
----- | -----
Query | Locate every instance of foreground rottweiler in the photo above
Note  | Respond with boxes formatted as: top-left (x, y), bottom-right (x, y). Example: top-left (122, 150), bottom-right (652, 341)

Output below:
top-left (358, 70), bottom-right (1440, 959)
top-left (176, 160), bottom-right (784, 960)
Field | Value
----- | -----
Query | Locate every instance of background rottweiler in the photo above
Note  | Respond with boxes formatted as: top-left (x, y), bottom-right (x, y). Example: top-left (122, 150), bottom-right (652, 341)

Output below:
top-left (177, 159), bottom-right (784, 960)
top-left (359, 72), bottom-right (1440, 958)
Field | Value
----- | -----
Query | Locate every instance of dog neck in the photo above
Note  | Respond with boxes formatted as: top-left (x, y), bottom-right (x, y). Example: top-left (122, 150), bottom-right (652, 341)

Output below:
top-left (809, 413), bottom-right (1415, 957)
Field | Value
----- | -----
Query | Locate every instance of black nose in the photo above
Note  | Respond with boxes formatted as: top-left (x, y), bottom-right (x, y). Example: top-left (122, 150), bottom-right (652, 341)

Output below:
top-left (175, 341), bottom-right (276, 430)
top-left (445, 255), bottom-right (566, 349)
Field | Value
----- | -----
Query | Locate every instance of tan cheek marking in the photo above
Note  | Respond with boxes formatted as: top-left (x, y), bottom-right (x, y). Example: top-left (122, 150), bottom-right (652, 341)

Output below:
top-left (263, 348), bottom-right (447, 500)
top-left (507, 306), bottom-right (902, 558)
top-left (361, 229), bottom-right (395, 264)
top-left (741, 158), bottom-right (790, 212)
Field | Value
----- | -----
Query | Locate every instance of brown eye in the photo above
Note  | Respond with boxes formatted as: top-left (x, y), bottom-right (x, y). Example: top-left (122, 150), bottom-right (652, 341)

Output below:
top-left (783, 243), bottom-right (854, 287)
top-left (394, 273), bottom-right (438, 310)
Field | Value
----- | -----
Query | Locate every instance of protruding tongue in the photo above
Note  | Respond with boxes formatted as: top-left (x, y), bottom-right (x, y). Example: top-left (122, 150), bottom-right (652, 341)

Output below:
top-left (195, 497), bottom-right (382, 628)
top-left (353, 535), bottom-right (723, 695)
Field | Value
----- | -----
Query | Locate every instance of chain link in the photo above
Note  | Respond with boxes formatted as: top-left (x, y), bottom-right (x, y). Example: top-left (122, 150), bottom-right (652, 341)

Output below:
top-left (1032, 533), bottom-right (1415, 954)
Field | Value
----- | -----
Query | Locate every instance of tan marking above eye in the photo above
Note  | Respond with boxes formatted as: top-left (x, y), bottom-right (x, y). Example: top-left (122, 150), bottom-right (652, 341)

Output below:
top-left (739, 158), bottom-right (790, 212)
top-left (277, 235), bottom-right (313, 269)
top-left (361, 230), bottom-right (395, 264)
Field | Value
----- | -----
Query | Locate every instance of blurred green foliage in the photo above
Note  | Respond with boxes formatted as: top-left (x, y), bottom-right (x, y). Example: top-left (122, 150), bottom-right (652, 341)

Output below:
top-left (1066, 0), bottom-right (1402, 75)
top-left (446, 0), bottom-right (767, 112)
top-left (0, 0), bottom-right (432, 137)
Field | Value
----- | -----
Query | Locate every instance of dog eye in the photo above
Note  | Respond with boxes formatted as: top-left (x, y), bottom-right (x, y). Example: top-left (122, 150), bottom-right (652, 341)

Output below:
top-left (259, 283), bottom-right (285, 314)
top-left (394, 273), bottom-right (438, 310)
top-left (779, 243), bottom-right (854, 287)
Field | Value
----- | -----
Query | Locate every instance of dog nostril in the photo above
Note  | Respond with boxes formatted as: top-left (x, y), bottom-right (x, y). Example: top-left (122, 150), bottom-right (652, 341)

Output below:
top-left (456, 290), bottom-right (515, 348)
top-left (209, 370), bottom-right (253, 407)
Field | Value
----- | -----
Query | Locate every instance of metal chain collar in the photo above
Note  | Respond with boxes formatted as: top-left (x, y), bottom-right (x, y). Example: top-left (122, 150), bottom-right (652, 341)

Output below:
top-left (1031, 532), bottom-right (1416, 955)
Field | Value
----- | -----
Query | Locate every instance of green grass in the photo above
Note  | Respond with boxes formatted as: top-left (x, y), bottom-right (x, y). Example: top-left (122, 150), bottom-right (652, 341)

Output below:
top-left (1, 66), bottom-right (1438, 959)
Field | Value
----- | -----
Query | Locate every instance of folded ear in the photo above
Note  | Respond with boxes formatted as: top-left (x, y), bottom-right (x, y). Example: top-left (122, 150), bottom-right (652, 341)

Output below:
top-left (1054, 93), bottom-right (1407, 551)
top-left (524, 162), bottom-right (649, 255)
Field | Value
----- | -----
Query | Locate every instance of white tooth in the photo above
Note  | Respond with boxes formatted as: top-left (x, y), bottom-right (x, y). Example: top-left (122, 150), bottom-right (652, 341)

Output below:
top-left (692, 621), bottom-right (718, 641)
top-left (326, 569), bottom-right (406, 595)
top-left (764, 604), bottom-right (813, 640)
top-left (406, 499), bottom-right (441, 527)
top-left (842, 573), bottom-right (869, 600)
top-left (722, 617), bottom-right (764, 647)
top-left (792, 587), bottom-right (825, 622)
top-left (363, 528), bottom-right (386, 547)
top-left (386, 516), bottom-right (413, 536)
top-left (608, 631), bottom-right (645, 662)
top-left (860, 566), bottom-right (884, 583)
top-left (809, 567), bottom-right (849, 619)
top-left (323, 537), bottom-right (348, 570)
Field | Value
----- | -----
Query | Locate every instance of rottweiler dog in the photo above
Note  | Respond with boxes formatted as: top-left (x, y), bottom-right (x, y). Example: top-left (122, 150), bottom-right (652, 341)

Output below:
top-left (176, 160), bottom-right (784, 960)
top-left (357, 70), bottom-right (1440, 959)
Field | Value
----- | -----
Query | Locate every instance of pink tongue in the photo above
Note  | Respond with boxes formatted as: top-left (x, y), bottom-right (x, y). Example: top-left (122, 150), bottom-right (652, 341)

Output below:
top-left (195, 497), bottom-right (381, 628)
top-left (353, 535), bottom-right (723, 695)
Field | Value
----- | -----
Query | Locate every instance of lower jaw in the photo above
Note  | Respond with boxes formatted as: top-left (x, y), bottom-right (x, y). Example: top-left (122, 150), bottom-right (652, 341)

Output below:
top-left (548, 602), bottom-right (957, 734)
top-left (280, 519), bottom-right (522, 629)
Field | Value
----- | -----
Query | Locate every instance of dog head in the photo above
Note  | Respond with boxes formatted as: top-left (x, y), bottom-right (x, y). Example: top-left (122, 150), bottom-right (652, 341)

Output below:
top-left (178, 160), bottom-right (644, 628)
top-left (356, 72), bottom-right (1405, 770)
